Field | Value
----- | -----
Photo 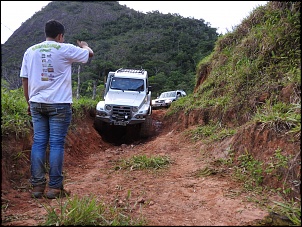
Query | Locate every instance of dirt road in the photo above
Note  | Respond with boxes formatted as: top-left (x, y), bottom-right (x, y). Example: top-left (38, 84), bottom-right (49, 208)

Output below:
top-left (1, 109), bottom-right (273, 226)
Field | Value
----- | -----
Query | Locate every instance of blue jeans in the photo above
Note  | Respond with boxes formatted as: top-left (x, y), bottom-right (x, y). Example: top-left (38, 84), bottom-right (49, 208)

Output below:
top-left (30, 102), bottom-right (72, 189)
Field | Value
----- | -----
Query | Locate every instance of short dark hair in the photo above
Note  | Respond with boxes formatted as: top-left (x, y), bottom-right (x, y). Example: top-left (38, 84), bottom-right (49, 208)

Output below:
top-left (45, 19), bottom-right (65, 38)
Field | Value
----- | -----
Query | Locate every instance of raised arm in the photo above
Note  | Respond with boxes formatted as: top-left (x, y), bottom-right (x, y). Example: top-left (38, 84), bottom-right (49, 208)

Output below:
top-left (77, 40), bottom-right (94, 58)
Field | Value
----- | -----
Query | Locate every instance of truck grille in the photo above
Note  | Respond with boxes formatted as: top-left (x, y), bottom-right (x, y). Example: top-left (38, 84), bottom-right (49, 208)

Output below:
top-left (112, 105), bottom-right (132, 120)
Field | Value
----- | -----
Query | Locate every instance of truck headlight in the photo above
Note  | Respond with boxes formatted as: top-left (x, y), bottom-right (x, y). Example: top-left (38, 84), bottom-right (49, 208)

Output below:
top-left (132, 106), bottom-right (139, 112)
top-left (105, 105), bottom-right (112, 111)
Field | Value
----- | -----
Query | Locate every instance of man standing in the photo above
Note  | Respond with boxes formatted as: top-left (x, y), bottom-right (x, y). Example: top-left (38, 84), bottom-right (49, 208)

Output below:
top-left (20, 19), bottom-right (94, 199)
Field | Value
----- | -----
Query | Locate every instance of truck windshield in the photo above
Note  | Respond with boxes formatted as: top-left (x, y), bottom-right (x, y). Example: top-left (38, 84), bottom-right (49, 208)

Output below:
top-left (110, 77), bottom-right (144, 91)
top-left (160, 91), bottom-right (176, 98)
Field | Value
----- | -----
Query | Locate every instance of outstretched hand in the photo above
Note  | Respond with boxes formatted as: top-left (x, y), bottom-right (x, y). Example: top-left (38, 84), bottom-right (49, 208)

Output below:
top-left (77, 40), bottom-right (94, 57)
top-left (77, 40), bottom-right (89, 48)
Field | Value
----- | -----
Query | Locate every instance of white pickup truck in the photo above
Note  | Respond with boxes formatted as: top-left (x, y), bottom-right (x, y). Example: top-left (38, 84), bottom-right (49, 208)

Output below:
top-left (94, 68), bottom-right (153, 138)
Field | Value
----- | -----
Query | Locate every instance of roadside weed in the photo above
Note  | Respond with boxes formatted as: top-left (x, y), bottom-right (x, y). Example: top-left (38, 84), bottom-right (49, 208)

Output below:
top-left (253, 100), bottom-right (301, 135)
top-left (115, 154), bottom-right (171, 171)
top-left (271, 199), bottom-right (301, 226)
top-left (40, 194), bottom-right (145, 226)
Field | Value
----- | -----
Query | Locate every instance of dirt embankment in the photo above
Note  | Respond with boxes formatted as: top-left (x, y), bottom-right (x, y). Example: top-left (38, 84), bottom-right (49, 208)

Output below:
top-left (1, 109), bottom-right (299, 226)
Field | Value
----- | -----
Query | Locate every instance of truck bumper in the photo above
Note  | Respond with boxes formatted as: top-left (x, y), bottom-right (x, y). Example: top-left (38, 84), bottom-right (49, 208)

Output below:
top-left (96, 115), bottom-right (146, 126)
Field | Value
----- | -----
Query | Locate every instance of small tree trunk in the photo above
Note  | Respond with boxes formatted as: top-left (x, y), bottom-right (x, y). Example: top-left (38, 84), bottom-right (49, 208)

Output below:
top-left (76, 65), bottom-right (81, 99)
top-left (92, 80), bottom-right (96, 100)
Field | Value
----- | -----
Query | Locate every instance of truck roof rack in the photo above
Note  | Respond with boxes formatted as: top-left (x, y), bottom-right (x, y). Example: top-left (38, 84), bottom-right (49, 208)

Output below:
top-left (116, 68), bottom-right (145, 74)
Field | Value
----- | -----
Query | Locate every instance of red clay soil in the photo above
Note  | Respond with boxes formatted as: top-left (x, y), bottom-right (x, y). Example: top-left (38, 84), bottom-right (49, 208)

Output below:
top-left (1, 109), bottom-right (292, 226)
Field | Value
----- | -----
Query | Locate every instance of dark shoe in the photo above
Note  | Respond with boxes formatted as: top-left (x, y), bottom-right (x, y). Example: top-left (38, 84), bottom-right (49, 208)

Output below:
top-left (31, 184), bottom-right (46, 198)
top-left (46, 187), bottom-right (71, 199)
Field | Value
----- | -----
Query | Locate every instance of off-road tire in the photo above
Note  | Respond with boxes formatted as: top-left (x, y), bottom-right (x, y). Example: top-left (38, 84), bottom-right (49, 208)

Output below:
top-left (94, 118), bottom-right (107, 134)
top-left (140, 115), bottom-right (153, 138)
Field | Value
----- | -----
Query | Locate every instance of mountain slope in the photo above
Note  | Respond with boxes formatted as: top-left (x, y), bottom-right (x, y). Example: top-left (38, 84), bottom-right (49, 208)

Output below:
top-left (1, 1), bottom-right (218, 96)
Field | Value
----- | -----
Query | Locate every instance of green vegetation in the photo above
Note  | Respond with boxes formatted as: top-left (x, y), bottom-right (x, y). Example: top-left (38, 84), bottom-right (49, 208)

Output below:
top-left (41, 194), bottom-right (145, 226)
top-left (1, 86), bottom-right (31, 137)
top-left (253, 100), bottom-right (301, 134)
top-left (115, 154), bottom-right (171, 171)
top-left (192, 166), bottom-right (217, 177)
top-left (71, 97), bottom-right (99, 120)
top-left (271, 200), bottom-right (301, 226)
top-left (2, 1), bottom-right (219, 97)
top-left (1, 86), bottom-right (99, 137)
top-left (169, 2), bottom-right (301, 129)
top-left (234, 149), bottom-right (264, 190)
top-left (217, 146), bottom-right (300, 225)
top-left (265, 148), bottom-right (292, 176)
top-left (186, 121), bottom-right (236, 143)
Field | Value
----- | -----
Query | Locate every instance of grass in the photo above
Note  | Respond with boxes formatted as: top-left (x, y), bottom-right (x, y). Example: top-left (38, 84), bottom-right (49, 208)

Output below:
top-left (114, 154), bottom-right (171, 171)
top-left (35, 155), bottom-right (171, 226)
top-left (219, 147), bottom-right (296, 196)
top-left (1, 86), bottom-right (31, 137)
top-left (1, 86), bottom-right (99, 136)
top-left (253, 100), bottom-right (301, 134)
top-left (168, 3), bottom-right (301, 130)
top-left (233, 149), bottom-right (264, 191)
top-left (186, 121), bottom-right (236, 143)
top-left (72, 97), bottom-right (99, 118)
top-left (40, 194), bottom-right (146, 226)
top-left (192, 166), bottom-right (217, 177)
top-left (216, 147), bottom-right (301, 225)
top-left (0, 80), bottom-right (104, 138)
top-left (271, 199), bottom-right (301, 226)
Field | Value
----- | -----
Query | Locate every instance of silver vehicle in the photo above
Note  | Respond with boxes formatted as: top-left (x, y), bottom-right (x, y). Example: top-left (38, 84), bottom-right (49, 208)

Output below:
top-left (152, 90), bottom-right (186, 109)
top-left (95, 68), bottom-right (153, 138)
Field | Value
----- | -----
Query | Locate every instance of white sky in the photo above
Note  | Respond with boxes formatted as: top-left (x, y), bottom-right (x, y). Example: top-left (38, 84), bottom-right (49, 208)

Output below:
top-left (1, 1), bottom-right (267, 44)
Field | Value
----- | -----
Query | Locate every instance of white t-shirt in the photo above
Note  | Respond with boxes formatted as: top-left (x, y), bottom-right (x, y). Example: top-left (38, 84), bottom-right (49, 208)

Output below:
top-left (20, 40), bottom-right (89, 103)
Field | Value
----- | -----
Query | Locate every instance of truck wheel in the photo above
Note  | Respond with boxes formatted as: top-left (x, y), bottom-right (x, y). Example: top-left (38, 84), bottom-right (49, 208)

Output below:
top-left (140, 115), bottom-right (153, 138)
top-left (94, 118), bottom-right (106, 134)
top-left (149, 105), bottom-right (152, 115)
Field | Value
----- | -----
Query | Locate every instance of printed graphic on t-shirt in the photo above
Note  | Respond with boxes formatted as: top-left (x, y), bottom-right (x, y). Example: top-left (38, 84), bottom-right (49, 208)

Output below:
top-left (41, 73), bottom-right (48, 81)
top-left (39, 48), bottom-right (56, 81)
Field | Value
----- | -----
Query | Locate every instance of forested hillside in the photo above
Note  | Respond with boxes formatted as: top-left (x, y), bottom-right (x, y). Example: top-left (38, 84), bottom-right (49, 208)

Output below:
top-left (1, 1), bottom-right (218, 98)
